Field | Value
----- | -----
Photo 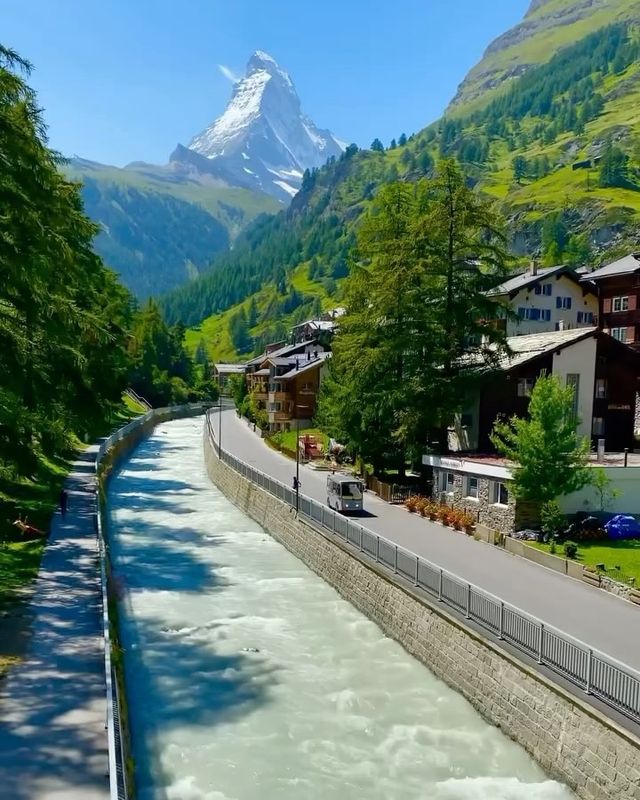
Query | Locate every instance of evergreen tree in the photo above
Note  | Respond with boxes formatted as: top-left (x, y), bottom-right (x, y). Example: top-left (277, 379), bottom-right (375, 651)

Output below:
top-left (370, 138), bottom-right (385, 153)
top-left (398, 133), bottom-right (408, 147)
top-left (599, 140), bottom-right (630, 188)
top-left (491, 374), bottom-right (595, 505)
top-left (228, 308), bottom-right (253, 354)
top-left (389, 138), bottom-right (397, 150)
top-left (512, 155), bottom-right (528, 184)
top-left (247, 297), bottom-right (258, 328)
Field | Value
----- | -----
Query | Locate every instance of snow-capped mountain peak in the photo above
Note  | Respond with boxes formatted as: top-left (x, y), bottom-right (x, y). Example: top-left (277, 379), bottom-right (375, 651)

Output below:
top-left (184, 51), bottom-right (345, 202)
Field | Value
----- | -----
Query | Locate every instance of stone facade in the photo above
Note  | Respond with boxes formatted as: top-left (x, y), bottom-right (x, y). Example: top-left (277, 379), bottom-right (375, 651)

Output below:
top-left (431, 467), bottom-right (517, 532)
top-left (204, 431), bottom-right (640, 800)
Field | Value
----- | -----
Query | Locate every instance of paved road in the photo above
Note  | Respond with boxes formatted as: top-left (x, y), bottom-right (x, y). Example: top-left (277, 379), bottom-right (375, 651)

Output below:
top-left (217, 409), bottom-right (640, 672)
top-left (0, 446), bottom-right (109, 800)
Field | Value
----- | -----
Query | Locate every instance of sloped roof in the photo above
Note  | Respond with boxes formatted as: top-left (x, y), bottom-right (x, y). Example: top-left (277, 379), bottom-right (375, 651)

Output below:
top-left (244, 339), bottom-right (317, 368)
top-left (279, 352), bottom-right (331, 379)
top-left (466, 327), bottom-right (597, 373)
top-left (488, 264), bottom-right (574, 296)
top-left (582, 253), bottom-right (640, 282)
top-left (214, 363), bottom-right (246, 375)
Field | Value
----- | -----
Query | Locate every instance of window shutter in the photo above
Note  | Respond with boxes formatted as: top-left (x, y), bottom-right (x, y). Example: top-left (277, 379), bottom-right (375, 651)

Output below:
top-left (626, 326), bottom-right (636, 344)
top-left (556, 297), bottom-right (562, 309)
top-left (629, 295), bottom-right (637, 312)
top-left (603, 298), bottom-right (612, 314)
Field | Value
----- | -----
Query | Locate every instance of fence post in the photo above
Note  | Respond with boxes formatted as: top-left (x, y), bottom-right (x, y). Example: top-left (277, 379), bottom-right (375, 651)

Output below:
top-left (466, 584), bottom-right (471, 619)
top-left (438, 569), bottom-right (443, 601)
top-left (586, 649), bottom-right (593, 695)
top-left (414, 556), bottom-right (419, 586)
top-left (376, 537), bottom-right (380, 564)
top-left (359, 527), bottom-right (364, 552)
top-left (394, 546), bottom-right (398, 574)
top-left (498, 602), bottom-right (504, 640)
top-left (537, 623), bottom-right (544, 664)
top-left (332, 513), bottom-right (336, 534)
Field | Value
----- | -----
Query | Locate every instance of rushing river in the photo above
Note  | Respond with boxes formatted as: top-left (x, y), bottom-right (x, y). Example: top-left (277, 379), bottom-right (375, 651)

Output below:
top-left (107, 417), bottom-right (573, 800)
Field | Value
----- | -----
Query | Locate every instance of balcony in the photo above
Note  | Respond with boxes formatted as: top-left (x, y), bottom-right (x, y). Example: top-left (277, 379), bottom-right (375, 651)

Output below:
top-left (268, 391), bottom-right (290, 403)
top-left (268, 411), bottom-right (292, 423)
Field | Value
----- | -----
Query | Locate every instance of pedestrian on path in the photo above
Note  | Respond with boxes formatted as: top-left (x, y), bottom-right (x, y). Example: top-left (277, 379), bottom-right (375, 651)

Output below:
top-left (59, 488), bottom-right (69, 518)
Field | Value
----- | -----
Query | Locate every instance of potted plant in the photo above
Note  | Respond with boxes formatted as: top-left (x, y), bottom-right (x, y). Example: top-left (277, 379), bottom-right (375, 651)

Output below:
top-left (405, 495), bottom-right (419, 513)
top-left (461, 512), bottom-right (475, 535)
top-left (419, 499), bottom-right (431, 518)
top-left (452, 510), bottom-right (465, 531)
top-left (428, 502), bottom-right (439, 521)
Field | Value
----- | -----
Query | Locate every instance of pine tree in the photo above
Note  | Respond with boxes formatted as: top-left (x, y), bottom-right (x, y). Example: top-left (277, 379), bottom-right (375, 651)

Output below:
top-left (398, 133), bottom-right (407, 147)
top-left (370, 138), bottom-right (385, 153)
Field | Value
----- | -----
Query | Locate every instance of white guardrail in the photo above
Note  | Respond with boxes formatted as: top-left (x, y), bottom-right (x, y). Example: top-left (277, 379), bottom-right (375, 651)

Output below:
top-left (206, 409), bottom-right (640, 727)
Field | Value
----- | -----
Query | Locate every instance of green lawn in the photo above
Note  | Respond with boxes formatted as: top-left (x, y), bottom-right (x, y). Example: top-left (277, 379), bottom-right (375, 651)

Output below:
top-left (270, 428), bottom-right (329, 455)
top-left (529, 540), bottom-right (640, 586)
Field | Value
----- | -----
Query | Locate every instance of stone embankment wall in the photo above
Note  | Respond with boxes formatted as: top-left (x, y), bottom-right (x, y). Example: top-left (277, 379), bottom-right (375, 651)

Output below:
top-left (204, 430), bottom-right (640, 800)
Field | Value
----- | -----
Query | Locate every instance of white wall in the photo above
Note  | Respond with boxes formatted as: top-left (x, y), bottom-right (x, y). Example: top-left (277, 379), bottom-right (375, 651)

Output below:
top-left (560, 467), bottom-right (640, 515)
top-left (505, 274), bottom-right (598, 336)
top-left (552, 335), bottom-right (597, 440)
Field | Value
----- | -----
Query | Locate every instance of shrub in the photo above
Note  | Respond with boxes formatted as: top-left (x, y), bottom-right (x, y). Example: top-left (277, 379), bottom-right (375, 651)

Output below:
top-left (541, 500), bottom-right (566, 539)
top-left (460, 512), bottom-right (476, 533)
top-left (405, 495), bottom-right (420, 513)
top-left (451, 510), bottom-right (465, 530)
top-left (563, 541), bottom-right (579, 559)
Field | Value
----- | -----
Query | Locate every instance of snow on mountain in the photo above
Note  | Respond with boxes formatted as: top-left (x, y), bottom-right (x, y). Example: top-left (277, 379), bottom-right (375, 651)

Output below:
top-left (184, 51), bottom-right (345, 202)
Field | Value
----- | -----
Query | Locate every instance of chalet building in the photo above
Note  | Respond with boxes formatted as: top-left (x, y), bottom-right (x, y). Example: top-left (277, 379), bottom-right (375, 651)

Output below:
top-left (290, 308), bottom-right (345, 345)
top-left (488, 263), bottom-right (598, 337)
top-left (262, 350), bottom-right (330, 431)
top-left (213, 363), bottom-right (246, 393)
top-left (449, 327), bottom-right (640, 455)
top-left (582, 252), bottom-right (640, 349)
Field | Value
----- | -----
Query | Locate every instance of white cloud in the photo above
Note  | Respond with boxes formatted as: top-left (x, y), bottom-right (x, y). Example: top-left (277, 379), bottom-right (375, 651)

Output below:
top-left (218, 64), bottom-right (240, 83)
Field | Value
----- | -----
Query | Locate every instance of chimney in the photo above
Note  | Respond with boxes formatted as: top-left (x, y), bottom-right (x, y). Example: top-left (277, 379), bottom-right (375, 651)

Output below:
top-left (530, 258), bottom-right (538, 276)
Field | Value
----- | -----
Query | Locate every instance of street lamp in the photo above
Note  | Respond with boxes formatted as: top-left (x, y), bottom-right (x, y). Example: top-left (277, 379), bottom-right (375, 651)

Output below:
top-left (294, 404), bottom-right (310, 514)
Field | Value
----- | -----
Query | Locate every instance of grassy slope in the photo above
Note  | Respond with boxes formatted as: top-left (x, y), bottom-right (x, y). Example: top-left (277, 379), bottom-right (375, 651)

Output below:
top-left (66, 160), bottom-right (280, 240)
top-left (450, 0), bottom-right (640, 116)
top-left (185, 262), bottom-right (343, 362)
top-left (530, 539), bottom-right (640, 584)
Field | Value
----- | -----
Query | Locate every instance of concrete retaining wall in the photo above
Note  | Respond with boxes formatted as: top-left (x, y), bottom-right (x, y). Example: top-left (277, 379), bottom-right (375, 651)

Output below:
top-left (203, 430), bottom-right (640, 800)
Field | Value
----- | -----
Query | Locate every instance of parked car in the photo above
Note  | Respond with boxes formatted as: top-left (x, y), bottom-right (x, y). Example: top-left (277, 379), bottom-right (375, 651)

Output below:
top-left (604, 515), bottom-right (640, 541)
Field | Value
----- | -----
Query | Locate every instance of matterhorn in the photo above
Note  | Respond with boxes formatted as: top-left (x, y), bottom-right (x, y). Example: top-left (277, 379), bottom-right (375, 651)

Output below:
top-left (171, 51), bottom-right (345, 203)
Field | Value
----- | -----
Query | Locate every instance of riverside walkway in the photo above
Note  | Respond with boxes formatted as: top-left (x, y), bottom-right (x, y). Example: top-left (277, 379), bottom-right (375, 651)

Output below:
top-left (0, 445), bottom-right (109, 800)
top-left (218, 409), bottom-right (640, 672)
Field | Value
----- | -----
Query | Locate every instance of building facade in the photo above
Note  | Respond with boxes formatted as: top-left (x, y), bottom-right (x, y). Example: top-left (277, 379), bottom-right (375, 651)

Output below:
top-left (583, 253), bottom-right (640, 349)
top-left (489, 263), bottom-right (598, 337)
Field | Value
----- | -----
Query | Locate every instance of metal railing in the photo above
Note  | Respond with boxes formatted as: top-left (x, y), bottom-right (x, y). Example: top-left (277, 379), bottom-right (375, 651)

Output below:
top-left (206, 409), bottom-right (640, 726)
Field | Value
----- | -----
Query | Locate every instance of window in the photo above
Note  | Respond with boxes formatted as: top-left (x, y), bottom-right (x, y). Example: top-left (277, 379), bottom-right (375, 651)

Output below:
top-left (613, 296), bottom-right (629, 312)
top-left (517, 378), bottom-right (534, 397)
top-left (577, 311), bottom-right (595, 325)
top-left (518, 308), bottom-right (550, 322)
top-left (566, 374), bottom-right (580, 421)
top-left (611, 327), bottom-right (627, 342)
top-left (493, 482), bottom-right (509, 506)
top-left (534, 284), bottom-right (541, 295)
top-left (543, 284), bottom-right (552, 296)
top-left (466, 476), bottom-right (479, 500)
top-left (595, 378), bottom-right (608, 399)
top-left (544, 309), bottom-right (551, 322)
top-left (556, 297), bottom-right (572, 310)
top-left (592, 417), bottom-right (605, 437)
top-left (442, 472), bottom-right (455, 493)
top-left (518, 307), bottom-right (526, 319)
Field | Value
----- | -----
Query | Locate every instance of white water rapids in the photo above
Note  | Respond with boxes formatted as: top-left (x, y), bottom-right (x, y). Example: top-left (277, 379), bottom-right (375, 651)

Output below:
top-left (107, 417), bottom-right (573, 800)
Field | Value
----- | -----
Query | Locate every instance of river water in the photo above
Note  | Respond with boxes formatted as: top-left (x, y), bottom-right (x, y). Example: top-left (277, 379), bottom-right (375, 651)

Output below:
top-left (107, 417), bottom-right (573, 800)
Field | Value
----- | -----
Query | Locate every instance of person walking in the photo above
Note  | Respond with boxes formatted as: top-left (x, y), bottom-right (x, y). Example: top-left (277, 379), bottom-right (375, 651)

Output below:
top-left (59, 488), bottom-right (69, 518)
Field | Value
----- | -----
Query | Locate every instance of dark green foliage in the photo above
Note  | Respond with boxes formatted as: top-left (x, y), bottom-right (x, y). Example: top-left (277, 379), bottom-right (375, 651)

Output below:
top-left (599, 140), bottom-right (632, 188)
top-left (371, 138), bottom-right (385, 152)
top-left (80, 177), bottom-right (230, 298)
top-left (0, 46), bottom-right (133, 475)
top-left (318, 162), bottom-right (512, 472)
top-left (228, 308), bottom-right (253, 354)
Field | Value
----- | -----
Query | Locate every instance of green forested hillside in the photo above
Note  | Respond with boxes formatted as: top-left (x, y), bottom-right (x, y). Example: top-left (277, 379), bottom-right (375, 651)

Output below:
top-left (67, 159), bottom-right (280, 298)
top-left (163, 3), bottom-right (640, 362)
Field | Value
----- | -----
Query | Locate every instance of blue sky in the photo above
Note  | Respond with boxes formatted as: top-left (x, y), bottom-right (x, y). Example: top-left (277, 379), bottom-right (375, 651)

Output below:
top-left (4, 0), bottom-right (529, 166)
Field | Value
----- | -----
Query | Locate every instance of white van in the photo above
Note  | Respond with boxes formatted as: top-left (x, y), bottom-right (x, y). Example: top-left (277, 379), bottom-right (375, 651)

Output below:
top-left (326, 475), bottom-right (364, 513)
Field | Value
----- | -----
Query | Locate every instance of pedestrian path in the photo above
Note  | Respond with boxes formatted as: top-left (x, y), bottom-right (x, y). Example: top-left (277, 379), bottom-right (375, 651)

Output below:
top-left (0, 444), bottom-right (109, 799)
